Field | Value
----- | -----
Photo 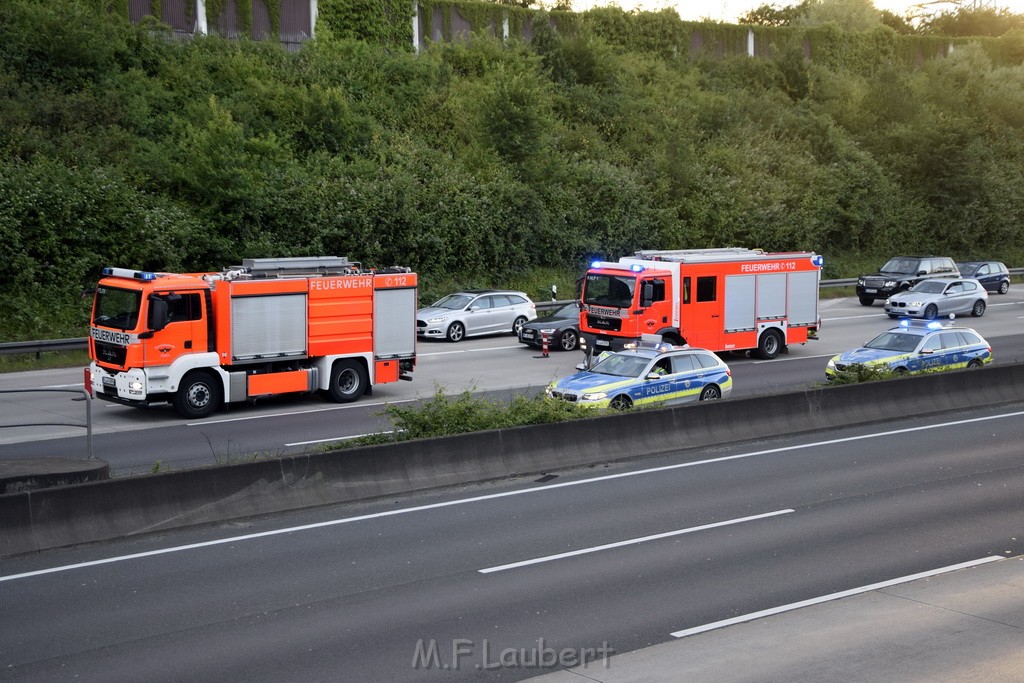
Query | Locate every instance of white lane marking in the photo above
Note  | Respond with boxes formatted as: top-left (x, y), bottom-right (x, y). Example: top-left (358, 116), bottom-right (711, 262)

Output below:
top-left (670, 556), bottom-right (1003, 638)
top-left (419, 345), bottom-right (521, 357)
top-left (752, 353), bottom-right (836, 364)
top-left (188, 399), bottom-right (418, 426)
top-left (820, 314), bottom-right (888, 321)
top-left (478, 509), bottom-right (794, 574)
top-left (4, 410), bottom-right (1023, 583)
top-left (286, 431), bottom-right (395, 446)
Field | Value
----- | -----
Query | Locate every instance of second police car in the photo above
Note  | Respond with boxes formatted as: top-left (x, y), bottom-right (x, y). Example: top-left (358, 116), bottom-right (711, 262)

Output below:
top-left (546, 340), bottom-right (733, 410)
top-left (825, 319), bottom-right (992, 380)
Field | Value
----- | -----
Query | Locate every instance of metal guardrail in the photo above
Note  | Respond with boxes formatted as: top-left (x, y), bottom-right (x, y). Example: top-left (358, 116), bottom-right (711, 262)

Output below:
top-left (3, 271), bottom-right (1019, 356)
top-left (0, 388), bottom-right (93, 459)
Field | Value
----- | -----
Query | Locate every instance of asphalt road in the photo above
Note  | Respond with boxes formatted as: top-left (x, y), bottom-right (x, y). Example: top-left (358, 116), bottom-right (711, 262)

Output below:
top-left (2, 404), bottom-right (1023, 681)
top-left (2, 294), bottom-right (1024, 474)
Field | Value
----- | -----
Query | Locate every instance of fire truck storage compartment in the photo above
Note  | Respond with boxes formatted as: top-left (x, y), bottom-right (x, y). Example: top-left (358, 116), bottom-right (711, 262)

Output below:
top-left (724, 275), bottom-right (756, 332)
top-left (788, 270), bottom-right (819, 326)
top-left (374, 287), bottom-right (416, 358)
top-left (756, 273), bottom-right (788, 319)
top-left (231, 294), bottom-right (308, 361)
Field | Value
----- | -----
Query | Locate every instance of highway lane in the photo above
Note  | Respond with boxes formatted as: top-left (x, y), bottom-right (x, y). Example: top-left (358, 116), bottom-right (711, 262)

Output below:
top-left (2, 294), bottom-right (1024, 473)
top-left (2, 404), bottom-right (1023, 680)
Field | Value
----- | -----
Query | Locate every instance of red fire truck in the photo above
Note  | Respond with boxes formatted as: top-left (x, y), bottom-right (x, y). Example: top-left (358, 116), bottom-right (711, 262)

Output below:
top-left (86, 256), bottom-right (417, 418)
top-left (579, 248), bottom-right (823, 361)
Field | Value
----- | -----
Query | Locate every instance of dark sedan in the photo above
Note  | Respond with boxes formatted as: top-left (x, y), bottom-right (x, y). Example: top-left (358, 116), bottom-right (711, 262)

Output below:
top-left (956, 261), bottom-right (1010, 294)
top-left (518, 302), bottom-right (581, 351)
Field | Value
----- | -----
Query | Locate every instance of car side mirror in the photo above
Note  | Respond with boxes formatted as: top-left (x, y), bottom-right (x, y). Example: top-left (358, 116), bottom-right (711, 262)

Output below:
top-left (917, 270), bottom-right (927, 276)
top-left (920, 349), bottom-right (933, 355)
top-left (645, 372), bottom-right (662, 380)
top-left (575, 363), bottom-right (587, 371)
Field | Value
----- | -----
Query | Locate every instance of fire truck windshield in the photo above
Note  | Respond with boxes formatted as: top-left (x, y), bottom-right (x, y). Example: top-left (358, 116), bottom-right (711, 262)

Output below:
top-left (93, 286), bottom-right (142, 331)
top-left (583, 274), bottom-right (635, 308)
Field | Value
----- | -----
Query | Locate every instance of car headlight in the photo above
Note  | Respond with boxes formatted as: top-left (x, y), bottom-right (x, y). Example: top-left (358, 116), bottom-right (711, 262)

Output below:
top-left (857, 278), bottom-right (865, 286)
top-left (539, 328), bottom-right (556, 334)
top-left (910, 301), bottom-right (923, 307)
top-left (426, 316), bottom-right (448, 324)
top-left (884, 280), bottom-right (897, 287)
top-left (128, 380), bottom-right (144, 391)
top-left (581, 391), bottom-right (608, 400)
top-left (826, 358), bottom-right (836, 370)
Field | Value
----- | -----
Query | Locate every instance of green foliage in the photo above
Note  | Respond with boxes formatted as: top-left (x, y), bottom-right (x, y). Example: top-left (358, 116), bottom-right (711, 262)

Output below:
top-left (2, 0), bottom-right (1024, 345)
top-left (339, 386), bottom-right (592, 448)
top-left (826, 363), bottom-right (901, 384)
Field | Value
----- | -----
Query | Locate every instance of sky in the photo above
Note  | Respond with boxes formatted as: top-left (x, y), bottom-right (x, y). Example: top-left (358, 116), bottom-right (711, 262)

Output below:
top-left (567, 0), bottom-right (1024, 23)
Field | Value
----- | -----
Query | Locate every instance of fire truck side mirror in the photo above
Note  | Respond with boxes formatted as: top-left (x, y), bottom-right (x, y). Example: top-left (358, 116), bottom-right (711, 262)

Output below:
top-left (641, 282), bottom-right (654, 307)
top-left (147, 295), bottom-right (171, 332)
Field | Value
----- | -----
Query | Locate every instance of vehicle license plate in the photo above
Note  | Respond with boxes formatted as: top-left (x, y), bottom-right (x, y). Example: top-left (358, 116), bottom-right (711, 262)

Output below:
top-left (102, 376), bottom-right (115, 388)
top-left (596, 339), bottom-right (609, 347)
top-left (865, 288), bottom-right (877, 293)
top-left (521, 330), bottom-right (534, 339)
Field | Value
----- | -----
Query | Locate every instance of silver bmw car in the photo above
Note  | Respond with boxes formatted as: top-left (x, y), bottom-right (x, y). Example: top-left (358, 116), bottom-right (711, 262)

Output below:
top-left (883, 278), bottom-right (988, 319)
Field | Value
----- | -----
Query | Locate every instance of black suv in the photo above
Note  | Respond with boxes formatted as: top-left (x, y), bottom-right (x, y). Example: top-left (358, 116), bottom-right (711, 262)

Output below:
top-left (856, 256), bottom-right (960, 306)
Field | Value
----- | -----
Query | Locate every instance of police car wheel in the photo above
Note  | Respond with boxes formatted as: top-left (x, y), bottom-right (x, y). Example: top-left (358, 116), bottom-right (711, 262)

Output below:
top-left (971, 300), bottom-right (986, 317)
top-left (967, 359), bottom-right (983, 368)
top-left (699, 385), bottom-right (721, 401)
top-left (609, 395), bottom-right (632, 411)
top-left (894, 366), bottom-right (910, 375)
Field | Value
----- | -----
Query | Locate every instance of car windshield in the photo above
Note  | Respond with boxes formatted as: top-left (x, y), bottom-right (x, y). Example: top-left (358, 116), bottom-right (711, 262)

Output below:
top-left (590, 353), bottom-right (652, 378)
top-left (432, 294), bottom-right (473, 310)
top-left (863, 331), bottom-right (922, 353)
top-left (909, 280), bottom-right (946, 294)
top-left (542, 302), bottom-right (578, 319)
top-left (93, 286), bottom-right (142, 331)
top-left (583, 274), bottom-right (636, 308)
top-left (879, 258), bottom-right (918, 275)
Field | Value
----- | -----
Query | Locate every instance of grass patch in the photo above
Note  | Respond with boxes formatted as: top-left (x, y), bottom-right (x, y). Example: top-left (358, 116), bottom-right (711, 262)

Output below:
top-left (325, 387), bottom-right (593, 449)
top-left (0, 350), bottom-right (89, 373)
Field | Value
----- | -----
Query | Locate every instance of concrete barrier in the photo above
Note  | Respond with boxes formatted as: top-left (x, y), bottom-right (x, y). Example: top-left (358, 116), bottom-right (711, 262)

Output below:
top-left (3, 364), bottom-right (1024, 558)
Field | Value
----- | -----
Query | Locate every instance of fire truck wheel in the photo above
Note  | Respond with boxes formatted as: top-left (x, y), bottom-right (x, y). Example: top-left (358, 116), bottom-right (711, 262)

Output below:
top-left (699, 384), bottom-right (721, 401)
top-left (446, 322), bottom-right (465, 343)
top-left (512, 316), bottom-right (528, 335)
top-left (756, 329), bottom-right (783, 360)
top-left (328, 360), bottom-right (367, 403)
top-left (609, 395), bottom-right (633, 411)
top-left (558, 330), bottom-right (578, 351)
top-left (174, 371), bottom-right (221, 419)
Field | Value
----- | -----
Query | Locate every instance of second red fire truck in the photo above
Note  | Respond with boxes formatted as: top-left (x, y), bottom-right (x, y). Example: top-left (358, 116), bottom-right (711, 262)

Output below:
top-left (580, 248), bottom-right (823, 361)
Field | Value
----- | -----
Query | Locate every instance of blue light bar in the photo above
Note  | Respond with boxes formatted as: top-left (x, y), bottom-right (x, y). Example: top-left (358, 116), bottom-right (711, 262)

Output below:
top-left (591, 260), bottom-right (602, 268)
top-left (926, 321), bottom-right (943, 330)
top-left (899, 319), bottom-right (910, 327)
top-left (811, 255), bottom-right (824, 268)
top-left (630, 264), bottom-right (645, 272)
top-left (102, 266), bottom-right (158, 280)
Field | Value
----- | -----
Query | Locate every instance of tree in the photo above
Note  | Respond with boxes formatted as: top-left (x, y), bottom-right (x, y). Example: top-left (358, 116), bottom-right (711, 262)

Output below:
top-left (797, 0), bottom-right (882, 31)
top-left (738, 2), bottom-right (810, 26)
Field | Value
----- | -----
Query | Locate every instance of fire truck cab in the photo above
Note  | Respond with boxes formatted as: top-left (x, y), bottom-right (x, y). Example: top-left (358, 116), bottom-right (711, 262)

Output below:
top-left (580, 248), bottom-right (823, 361)
top-left (86, 256), bottom-right (417, 418)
